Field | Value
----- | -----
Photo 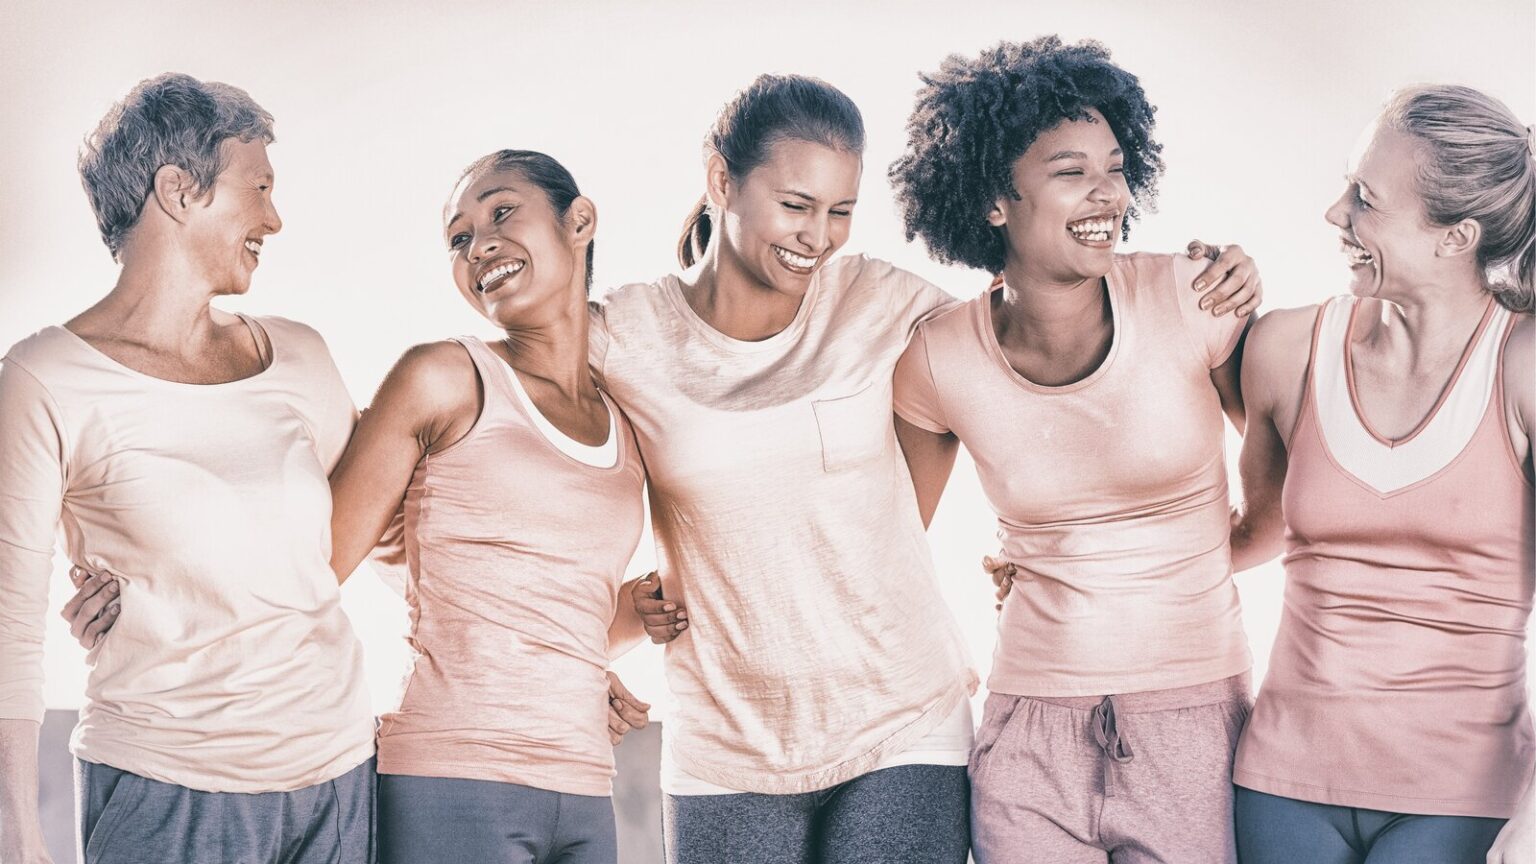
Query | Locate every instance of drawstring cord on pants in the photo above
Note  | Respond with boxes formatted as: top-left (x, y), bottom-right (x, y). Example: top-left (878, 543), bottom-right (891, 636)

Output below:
top-left (1092, 695), bottom-right (1135, 797)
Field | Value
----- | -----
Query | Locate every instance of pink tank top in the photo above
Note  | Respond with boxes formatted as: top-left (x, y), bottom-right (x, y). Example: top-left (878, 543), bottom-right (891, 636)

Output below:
top-left (1234, 296), bottom-right (1535, 818)
top-left (376, 337), bottom-right (646, 796)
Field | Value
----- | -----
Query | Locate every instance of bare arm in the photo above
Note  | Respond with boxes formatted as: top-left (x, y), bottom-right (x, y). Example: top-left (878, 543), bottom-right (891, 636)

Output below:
top-left (607, 576), bottom-right (652, 659)
top-left (1489, 315), bottom-right (1535, 864)
top-left (0, 719), bottom-right (50, 863)
top-left (328, 342), bottom-right (479, 585)
top-left (1228, 309), bottom-right (1313, 573)
top-left (895, 415), bottom-right (959, 529)
top-left (1209, 319), bottom-right (1252, 434)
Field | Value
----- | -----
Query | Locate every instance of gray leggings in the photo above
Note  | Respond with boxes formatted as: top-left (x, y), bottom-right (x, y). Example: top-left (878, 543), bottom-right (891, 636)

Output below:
top-left (76, 757), bottom-right (375, 864)
top-left (663, 764), bottom-right (969, 864)
top-left (378, 773), bottom-right (617, 864)
top-left (1234, 786), bottom-right (1506, 864)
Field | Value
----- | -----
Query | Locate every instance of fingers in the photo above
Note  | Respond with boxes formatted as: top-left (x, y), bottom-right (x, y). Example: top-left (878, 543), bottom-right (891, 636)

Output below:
top-left (605, 671), bottom-right (651, 713)
top-left (1203, 263), bottom-right (1260, 317)
top-left (62, 573), bottom-right (120, 642)
top-left (1234, 278), bottom-right (1264, 318)
top-left (1186, 240), bottom-right (1222, 262)
top-left (607, 705), bottom-right (631, 745)
top-left (78, 603), bottom-right (120, 649)
top-left (633, 576), bottom-right (688, 643)
top-left (61, 568), bottom-right (111, 621)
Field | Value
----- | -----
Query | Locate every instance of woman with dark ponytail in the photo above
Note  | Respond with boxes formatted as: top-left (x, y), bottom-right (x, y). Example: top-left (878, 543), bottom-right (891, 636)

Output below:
top-left (601, 72), bottom-right (1261, 862)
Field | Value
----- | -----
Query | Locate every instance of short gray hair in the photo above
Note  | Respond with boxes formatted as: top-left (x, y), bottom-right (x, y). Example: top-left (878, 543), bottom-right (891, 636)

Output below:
top-left (1382, 84), bottom-right (1535, 313)
top-left (78, 73), bottom-right (275, 260)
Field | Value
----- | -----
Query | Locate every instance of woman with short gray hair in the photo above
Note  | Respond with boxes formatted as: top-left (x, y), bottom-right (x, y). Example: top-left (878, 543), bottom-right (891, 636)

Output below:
top-left (0, 73), bottom-right (375, 863)
top-left (1229, 84), bottom-right (1535, 863)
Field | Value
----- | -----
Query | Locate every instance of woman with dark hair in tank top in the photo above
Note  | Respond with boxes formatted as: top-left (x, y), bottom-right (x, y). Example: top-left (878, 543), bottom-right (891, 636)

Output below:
top-left (1229, 85), bottom-right (1535, 863)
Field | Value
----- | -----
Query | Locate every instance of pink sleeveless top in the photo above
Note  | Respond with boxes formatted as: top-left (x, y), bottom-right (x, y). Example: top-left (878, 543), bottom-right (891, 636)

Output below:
top-left (376, 337), bottom-right (646, 796)
top-left (1234, 296), bottom-right (1535, 818)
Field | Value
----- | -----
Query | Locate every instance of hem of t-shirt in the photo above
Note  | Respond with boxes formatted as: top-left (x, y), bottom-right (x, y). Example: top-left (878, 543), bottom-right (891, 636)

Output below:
top-left (1233, 768), bottom-right (1521, 819)
top-left (73, 732), bottom-right (376, 794)
top-left (669, 672), bottom-right (977, 795)
top-left (377, 758), bottom-right (613, 798)
top-left (1209, 314), bottom-right (1248, 369)
top-left (987, 657), bottom-right (1252, 699)
top-left (892, 403), bottom-right (949, 435)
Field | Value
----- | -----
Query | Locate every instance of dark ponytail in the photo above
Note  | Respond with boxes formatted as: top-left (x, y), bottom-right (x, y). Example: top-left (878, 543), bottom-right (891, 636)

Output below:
top-left (458, 149), bottom-right (596, 294)
top-left (676, 74), bottom-right (866, 269)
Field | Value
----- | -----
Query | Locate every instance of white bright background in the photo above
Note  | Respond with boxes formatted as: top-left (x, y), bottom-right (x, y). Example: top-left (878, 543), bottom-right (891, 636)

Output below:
top-left (2, 1), bottom-right (1532, 721)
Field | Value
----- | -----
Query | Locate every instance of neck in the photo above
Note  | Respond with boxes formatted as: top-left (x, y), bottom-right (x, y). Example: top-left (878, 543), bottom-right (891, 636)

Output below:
top-left (996, 259), bottom-right (1110, 346)
top-left (1358, 274), bottom-right (1493, 366)
top-left (77, 245), bottom-right (225, 347)
top-left (501, 292), bottom-right (595, 400)
top-left (682, 241), bottom-right (804, 341)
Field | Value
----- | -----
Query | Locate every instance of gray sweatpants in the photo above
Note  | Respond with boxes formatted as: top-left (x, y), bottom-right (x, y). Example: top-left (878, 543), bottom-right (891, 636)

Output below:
top-left (76, 757), bottom-right (375, 864)
top-left (663, 763), bottom-right (969, 864)
top-left (377, 773), bottom-right (618, 864)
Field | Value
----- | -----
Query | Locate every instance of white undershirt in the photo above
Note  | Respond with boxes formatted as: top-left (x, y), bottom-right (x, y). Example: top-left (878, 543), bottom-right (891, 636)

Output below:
top-left (500, 360), bottom-right (618, 469)
top-left (660, 697), bottom-right (974, 795)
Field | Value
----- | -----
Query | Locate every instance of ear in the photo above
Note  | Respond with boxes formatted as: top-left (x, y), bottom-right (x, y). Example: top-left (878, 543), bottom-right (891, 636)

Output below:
top-left (150, 164), bottom-right (197, 224)
top-left (704, 151), bottom-right (731, 211)
top-left (986, 199), bottom-right (1007, 228)
top-left (1437, 217), bottom-right (1480, 260)
top-left (566, 195), bottom-right (597, 249)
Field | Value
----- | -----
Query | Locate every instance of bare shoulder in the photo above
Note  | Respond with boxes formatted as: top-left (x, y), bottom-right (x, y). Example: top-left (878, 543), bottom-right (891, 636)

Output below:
top-left (371, 339), bottom-right (480, 422)
top-left (1245, 305), bottom-right (1318, 376)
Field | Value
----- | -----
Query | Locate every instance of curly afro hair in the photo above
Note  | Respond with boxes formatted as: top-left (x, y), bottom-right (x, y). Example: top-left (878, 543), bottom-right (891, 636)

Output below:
top-left (889, 36), bottom-right (1165, 274)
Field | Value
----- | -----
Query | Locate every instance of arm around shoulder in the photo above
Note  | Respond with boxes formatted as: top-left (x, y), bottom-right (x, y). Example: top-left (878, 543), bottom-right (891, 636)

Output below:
top-left (328, 341), bottom-right (481, 584)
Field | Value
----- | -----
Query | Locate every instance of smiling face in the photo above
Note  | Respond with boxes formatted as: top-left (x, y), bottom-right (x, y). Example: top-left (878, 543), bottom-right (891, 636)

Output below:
top-left (714, 138), bottom-right (862, 297)
top-left (988, 109), bottom-right (1131, 285)
top-left (1325, 121), bottom-right (1441, 299)
top-left (443, 168), bottom-right (585, 329)
top-left (185, 138), bottom-right (282, 295)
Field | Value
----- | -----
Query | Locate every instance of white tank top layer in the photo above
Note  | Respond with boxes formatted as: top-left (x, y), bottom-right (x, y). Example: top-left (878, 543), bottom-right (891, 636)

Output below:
top-left (497, 355), bottom-right (619, 470)
top-left (1312, 296), bottom-right (1509, 495)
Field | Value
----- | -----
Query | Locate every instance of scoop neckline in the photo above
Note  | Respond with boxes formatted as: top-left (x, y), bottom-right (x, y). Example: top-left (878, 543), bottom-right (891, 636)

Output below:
top-left (660, 269), bottom-right (822, 354)
top-left (979, 268), bottom-right (1123, 395)
top-left (55, 312), bottom-right (279, 388)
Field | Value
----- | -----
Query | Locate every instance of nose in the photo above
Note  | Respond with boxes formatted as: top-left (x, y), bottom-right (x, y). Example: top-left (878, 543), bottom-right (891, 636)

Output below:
top-left (264, 196), bottom-right (283, 235)
top-left (796, 214), bottom-right (830, 253)
top-left (1088, 168), bottom-right (1119, 205)
top-left (469, 235), bottom-right (500, 264)
top-left (1324, 187), bottom-right (1352, 231)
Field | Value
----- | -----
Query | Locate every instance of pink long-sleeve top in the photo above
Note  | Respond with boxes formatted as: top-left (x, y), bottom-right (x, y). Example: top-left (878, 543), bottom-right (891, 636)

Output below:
top-left (0, 316), bottom-right (375, 793)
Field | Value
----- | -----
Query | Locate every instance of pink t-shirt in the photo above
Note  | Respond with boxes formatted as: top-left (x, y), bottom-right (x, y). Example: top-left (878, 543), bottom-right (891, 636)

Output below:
top-left (895, 253), bottom-right (1251, 697)
top-left (376, 337), bottom-right (646, 797)
top-left (591, 255), bottom-right (976, 794)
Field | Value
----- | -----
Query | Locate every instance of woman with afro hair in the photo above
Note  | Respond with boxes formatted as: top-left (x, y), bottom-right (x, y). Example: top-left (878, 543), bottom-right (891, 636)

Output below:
top-left (890, 36), bottom-right (1260, 862)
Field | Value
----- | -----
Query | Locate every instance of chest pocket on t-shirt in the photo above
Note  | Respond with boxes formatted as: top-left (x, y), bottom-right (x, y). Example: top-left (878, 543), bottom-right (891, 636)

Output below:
top-left (811, 383), bottom-right (889, 472)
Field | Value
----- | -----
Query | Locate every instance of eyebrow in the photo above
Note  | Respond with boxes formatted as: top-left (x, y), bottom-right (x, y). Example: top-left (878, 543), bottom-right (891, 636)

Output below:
top-left (443, 186), bottom-right (522, 230)
top-left (1046, 148), bottom-right (1123, 162)
top-left (776, 188), bottom-right (859, 207)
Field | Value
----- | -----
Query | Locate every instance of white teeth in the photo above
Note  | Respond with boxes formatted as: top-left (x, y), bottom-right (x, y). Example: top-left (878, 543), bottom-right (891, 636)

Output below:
top-left (773, 246), bottom-right (819, 269)
top-left (478, 260), bottom-right (525, 292)
top-left (243, 240), bottom-right (261, 255)
top-left (1340, 239), bottom-right (1375, 267)
top-left (1067, 216), bottom-right (1117, 242)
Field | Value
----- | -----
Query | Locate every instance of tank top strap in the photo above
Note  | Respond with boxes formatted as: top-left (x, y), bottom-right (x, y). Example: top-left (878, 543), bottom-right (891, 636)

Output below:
top-left (1295, 298), bottom-right (1339, 434)
top-left (447, 336), bottom-right (518, 426)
